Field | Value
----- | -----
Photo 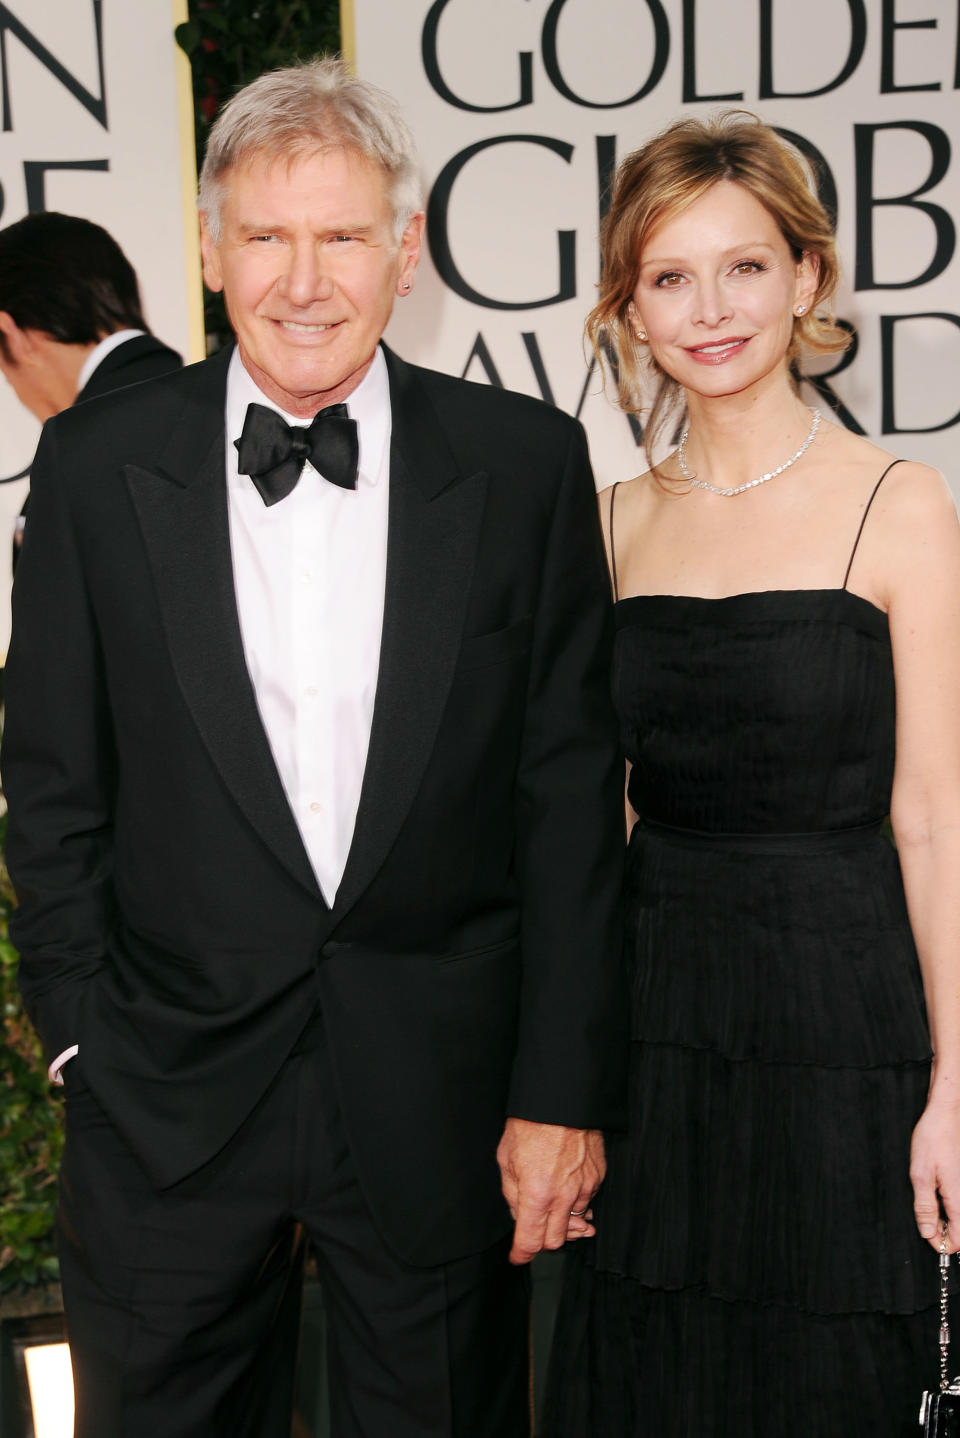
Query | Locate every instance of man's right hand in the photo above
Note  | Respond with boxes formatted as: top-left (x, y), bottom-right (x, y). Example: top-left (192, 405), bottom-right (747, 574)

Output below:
top-left (496, 1117), bottom-right (605, 1264)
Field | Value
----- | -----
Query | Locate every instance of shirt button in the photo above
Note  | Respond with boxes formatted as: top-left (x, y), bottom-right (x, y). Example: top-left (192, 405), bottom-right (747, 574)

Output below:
top-left (309, 801), bottom-right (322, 813)
top-left (305, 686), bottom-right (318, 697)
top-left (300, 571), bottom-right (313, 584)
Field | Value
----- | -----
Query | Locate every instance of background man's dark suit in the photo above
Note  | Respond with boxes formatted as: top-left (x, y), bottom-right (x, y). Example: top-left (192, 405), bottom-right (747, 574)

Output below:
top-left (75, 331), bottom-right (182, 403)
top-left (0, 209), bottom-right (184, 570)
top-left (13, 334), bottom-right (182, 570)
top-left (3, 340), bottom-right (624, 1281)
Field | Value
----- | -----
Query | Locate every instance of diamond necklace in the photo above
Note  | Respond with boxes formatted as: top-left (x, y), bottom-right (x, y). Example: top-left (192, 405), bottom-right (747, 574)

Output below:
top-left (677, 407), bottom-right (821, 497)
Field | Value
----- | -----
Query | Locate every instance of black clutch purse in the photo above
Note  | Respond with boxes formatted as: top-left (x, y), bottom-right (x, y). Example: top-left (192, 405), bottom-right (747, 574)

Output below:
top-left (920, 1224), bottom-right (960, 1435)
top-left (920, 1387), bottom-right (960, 1437)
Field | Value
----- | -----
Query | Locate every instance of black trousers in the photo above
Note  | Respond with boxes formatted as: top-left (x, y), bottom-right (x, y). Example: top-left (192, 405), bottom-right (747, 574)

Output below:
top-left (57, 1020), bottom-right (531, 1438)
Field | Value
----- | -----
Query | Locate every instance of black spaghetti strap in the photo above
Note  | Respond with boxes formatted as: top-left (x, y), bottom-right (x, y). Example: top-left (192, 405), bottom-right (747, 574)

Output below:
top-left (608, 482), bottom-right (621, 601)
top-left (841, 459), bottom-right (906, 591)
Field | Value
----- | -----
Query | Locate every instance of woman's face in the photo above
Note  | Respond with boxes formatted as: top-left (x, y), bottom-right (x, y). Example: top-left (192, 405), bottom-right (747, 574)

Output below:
top-left (629, 180), bottom-right (818, 401)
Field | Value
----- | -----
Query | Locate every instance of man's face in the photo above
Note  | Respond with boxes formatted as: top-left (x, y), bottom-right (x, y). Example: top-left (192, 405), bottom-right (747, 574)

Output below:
top-left (200, 147), bottom-right (423, 417)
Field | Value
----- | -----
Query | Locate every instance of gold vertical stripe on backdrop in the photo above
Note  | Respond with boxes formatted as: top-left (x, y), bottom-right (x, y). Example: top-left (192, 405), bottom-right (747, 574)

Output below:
top-left (340, 0), bottom-right (357, 69)
top-left (171, 0), bottom-right (206, 361)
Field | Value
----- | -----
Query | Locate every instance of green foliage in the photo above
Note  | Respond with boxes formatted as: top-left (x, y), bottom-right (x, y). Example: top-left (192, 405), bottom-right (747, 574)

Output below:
top-left (176, 0), bottom-right (343, 346)
top-left (176, 0), bottom-right (341, 130)
top-left (0, 813), bottom-right (64, 1298)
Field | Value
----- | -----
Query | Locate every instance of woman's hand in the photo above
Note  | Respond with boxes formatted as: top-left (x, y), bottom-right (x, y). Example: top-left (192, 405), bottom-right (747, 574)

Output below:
top-left (910, 1094), bottom-right (960, 1251)
top-left (564, 1205), bottom-right (595, 1242)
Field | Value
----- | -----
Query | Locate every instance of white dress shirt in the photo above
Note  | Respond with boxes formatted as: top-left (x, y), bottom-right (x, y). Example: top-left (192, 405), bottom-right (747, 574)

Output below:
top-left (48, 345), bottom-right (391, 1082)
top-left (226, 346), bottom-right (391, 905)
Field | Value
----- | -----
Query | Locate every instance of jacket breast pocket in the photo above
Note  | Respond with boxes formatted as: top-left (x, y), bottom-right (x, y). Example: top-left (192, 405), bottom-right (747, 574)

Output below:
top-left (456, 617), bottom-right (532, 673)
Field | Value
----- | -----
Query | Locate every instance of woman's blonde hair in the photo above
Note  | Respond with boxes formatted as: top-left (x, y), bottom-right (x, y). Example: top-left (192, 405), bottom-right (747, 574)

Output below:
top-left (587, 111), bottom-right (849, 465)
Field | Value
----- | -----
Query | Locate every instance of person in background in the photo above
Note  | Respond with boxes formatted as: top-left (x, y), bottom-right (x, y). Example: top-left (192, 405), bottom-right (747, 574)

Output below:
top-left (0, 211), bottom-right (181, 562)
top-left (544, 112), bottom-right (960, 1438)
top-left (2, 58), bottom-right (625, 1438)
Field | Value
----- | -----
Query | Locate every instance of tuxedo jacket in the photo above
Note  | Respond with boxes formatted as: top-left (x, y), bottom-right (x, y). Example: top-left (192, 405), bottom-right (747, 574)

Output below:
top-left (2, 344), bottom-right (626, 1267)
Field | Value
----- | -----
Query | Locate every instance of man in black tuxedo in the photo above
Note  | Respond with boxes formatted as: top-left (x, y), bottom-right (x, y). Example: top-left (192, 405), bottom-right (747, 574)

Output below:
top-left (2, 59), bottom-right (625, 1438)
top-left (0, 211), bottom-right (181, 564)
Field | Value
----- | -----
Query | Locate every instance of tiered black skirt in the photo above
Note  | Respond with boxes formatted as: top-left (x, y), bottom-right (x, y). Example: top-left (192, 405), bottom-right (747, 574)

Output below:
top-left (543, 825), bottom-right (945, 1438)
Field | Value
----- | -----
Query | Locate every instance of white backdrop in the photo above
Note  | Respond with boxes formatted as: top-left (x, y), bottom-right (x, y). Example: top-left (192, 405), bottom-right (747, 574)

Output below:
top-left (0, 0), bottom-right (203, 653)
top-left (347, 0), bottom-right (960, 492)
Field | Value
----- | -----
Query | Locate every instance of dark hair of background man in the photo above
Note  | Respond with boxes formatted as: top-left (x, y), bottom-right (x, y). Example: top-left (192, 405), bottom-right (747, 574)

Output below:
top-left (0, 213), bottom-right (147, 364)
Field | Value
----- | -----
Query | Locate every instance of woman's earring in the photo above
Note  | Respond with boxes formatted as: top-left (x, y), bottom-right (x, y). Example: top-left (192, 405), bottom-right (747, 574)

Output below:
top-left (636, 329), bottom-right (647, 342)
top-left (794, 304), bottom-right (807, 317)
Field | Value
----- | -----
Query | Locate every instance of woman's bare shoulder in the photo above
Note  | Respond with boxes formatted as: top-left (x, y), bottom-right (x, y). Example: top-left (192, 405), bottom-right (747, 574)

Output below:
top-left (821, 423), bottom-right (949, 502)
top-left (874, 457), bottom-right (953, 517)
top-left (834, 431), bottom-right (958, 608)
top-left (814, 422), bottom-right (953, 527)
top-left (851, 446), bottom-right (953, 529)
top-left (596, 468), bottom-right (664, 518)
top-left (596, 470), bottom-right (665, 577)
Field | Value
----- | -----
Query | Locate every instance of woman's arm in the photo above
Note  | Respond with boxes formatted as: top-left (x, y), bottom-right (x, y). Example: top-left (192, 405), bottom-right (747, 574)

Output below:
top-left (881, 463), bottom-right (960, 1250)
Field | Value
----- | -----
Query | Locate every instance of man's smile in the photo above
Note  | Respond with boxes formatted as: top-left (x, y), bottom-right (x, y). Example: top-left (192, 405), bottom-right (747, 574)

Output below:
top-left (276, 318), bottom-right (340, 334)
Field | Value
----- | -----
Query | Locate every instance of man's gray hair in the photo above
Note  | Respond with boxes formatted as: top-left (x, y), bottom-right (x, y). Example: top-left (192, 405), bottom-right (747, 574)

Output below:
top-left (198, 57), bottom-right (422, 242)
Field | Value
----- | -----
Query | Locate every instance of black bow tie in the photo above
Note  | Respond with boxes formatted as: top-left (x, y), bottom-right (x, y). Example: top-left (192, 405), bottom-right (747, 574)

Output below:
top-left (235, 401), bottom-right (359, 505)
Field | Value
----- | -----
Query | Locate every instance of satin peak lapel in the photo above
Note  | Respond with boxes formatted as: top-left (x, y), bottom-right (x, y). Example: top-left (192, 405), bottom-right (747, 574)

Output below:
top-left (333, 352), bottom-right (487, 917)
top-left (123, 354), bottom-right (321, 901)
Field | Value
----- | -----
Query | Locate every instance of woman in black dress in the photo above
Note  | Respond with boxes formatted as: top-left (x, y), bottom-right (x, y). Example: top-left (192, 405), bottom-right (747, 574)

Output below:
top-left (545, 113), bottom-right (960, 1437)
